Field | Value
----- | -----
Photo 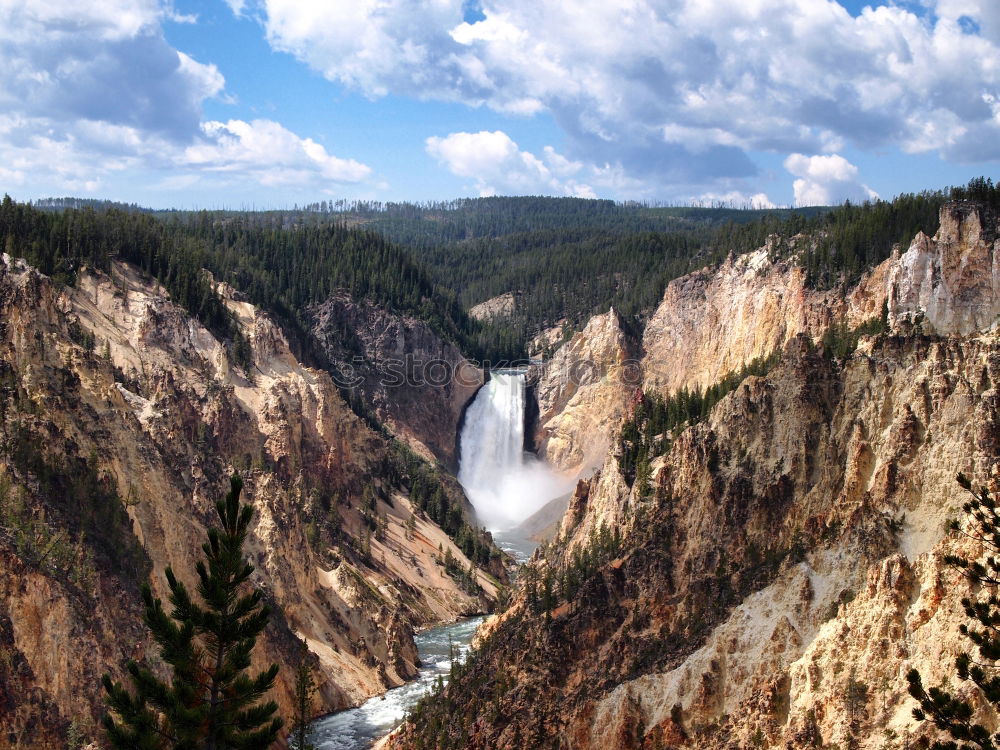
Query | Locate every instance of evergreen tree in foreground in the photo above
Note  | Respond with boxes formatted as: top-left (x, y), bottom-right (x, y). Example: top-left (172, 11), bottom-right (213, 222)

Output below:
top-left (908, 474), bottom-right (1000, 749)
top-left (102, 475), bottom-right (284, 750)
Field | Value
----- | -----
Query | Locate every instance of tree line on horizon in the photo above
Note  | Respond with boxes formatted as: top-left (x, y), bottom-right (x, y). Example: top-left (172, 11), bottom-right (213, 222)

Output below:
top-left (0, 194), bottom-right (521, 365)
top-left (3, 177), bottom-right (997, 367)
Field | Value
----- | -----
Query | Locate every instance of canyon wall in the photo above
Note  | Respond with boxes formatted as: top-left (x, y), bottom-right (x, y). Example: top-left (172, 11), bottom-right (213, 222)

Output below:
top-left (395, 201), bottom-right (1000, 749)
top-left (559, 332), bottom-right (999, 749)
top-left (532, 201), bottom-right (992, 484)
top-left (533, 309), bottom-right (641, 475)
top-left (309, 293), bottom-right (483, 468)
top-left (888, 201), bottom-right (1000, 336)
top-left (0, 258), bottom-right (498, 749)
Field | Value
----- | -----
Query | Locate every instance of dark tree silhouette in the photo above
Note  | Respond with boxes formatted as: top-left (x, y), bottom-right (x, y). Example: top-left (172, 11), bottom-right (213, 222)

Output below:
top-left (102, 475), bottom-right (283, 750)
top-left (289, 638), bottom-right (317, 750)
top-left (908, 474), bottom-right (1000, 750)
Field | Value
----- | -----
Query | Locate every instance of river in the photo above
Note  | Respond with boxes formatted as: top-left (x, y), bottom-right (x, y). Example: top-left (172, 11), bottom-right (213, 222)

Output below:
top-left (309, 616), bottom-right (485, 750)
top-left (309, 369), bottom-right (555, 748)
top-left (307, 533), bottom-right (537, 750)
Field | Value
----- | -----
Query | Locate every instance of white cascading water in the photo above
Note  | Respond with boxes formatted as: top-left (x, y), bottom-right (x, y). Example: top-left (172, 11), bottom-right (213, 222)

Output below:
top-left (458, 370), bottom-right (573, 531)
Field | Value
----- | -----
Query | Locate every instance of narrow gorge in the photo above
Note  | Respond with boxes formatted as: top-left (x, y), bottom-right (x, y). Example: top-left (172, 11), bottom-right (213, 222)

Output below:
top-left (5, 4), bottom-right (1000, 748)
top-left (0, 242), bottom-right (505, 748)
top-left (309, 369), bottom-right (571, 749)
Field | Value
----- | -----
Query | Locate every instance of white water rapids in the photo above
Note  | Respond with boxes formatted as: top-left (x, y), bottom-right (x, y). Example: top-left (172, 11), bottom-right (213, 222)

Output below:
top-left (457, 369), bottom-right (573, 531)
top-left (310, 617), bottom-right (484, 750)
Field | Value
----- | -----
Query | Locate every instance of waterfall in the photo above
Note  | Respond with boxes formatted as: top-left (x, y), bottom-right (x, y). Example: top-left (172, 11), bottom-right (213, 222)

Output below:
top-left (458, 370), bottom-right (572, 531)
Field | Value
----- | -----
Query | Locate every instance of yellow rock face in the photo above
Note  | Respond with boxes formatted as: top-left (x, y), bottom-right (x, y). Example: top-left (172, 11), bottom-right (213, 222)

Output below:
top-left (534, 308), bottom-right (641, 476)
top-left (389, 202), bottom-right (1000, 749)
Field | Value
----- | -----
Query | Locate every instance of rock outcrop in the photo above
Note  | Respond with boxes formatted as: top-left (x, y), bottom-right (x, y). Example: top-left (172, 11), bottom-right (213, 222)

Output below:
top-left (528, 322), bottom-right (568, 358)
top-left (641, 237), bottom-right (892, 398)
top-left (640, 200), bottom-right (1000, 399)
top-left (469, 292), bottom-right (517, 322)
top-left (641, 245), bottom-right (829, 395)
top-left (0, 258), bottom-right (498, 748)
top-left (309, 293), bottom-right (483, 468)
top-left (888, 200), bottom-right (1000, 336)
top-left (533, 309), bottom-right (641, 475)
top-left (561, 334), bottom-right (1000, 749)
top-left (529, 200), bottom-right (998, 485)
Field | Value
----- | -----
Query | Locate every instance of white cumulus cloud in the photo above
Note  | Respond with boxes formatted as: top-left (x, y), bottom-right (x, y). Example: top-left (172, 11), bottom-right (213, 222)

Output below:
top-left (426, 131), bottom-right (599, 197)
top-left (784, 153), bottom-right (879, 206)
top-left (186, 120), bottom-right (372, 186)
top-left (253, 0), bottom-right (1000, 194)
top-left (0, 0), bottom-right (373, 198)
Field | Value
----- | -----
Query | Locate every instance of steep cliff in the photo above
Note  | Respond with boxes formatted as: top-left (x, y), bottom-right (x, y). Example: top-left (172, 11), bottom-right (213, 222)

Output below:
top-left (641, 200), bottom-right (997, 399)
top-left (393, 201), bottom-right (1000, 749)
top-left (552, 332), bottom-right (1000, 750)
top-left (888, 200), bottom-right (1000, 336)
top-left (641, 237), bottom-right (893, 398)
top-left (0, 257), bottom-right (499, 748)
top-left (529, 200), bottom-right (988, 484)
top-left (309, 293), bottom-right (484, 468)
top-left (533, 309), bottom-right (641, 475)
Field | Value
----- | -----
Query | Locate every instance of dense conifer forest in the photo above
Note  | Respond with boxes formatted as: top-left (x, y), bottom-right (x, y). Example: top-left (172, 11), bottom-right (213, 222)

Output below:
top-left (291, 182), bottom-right (988, 342)
top-left (384, 189), bottom-right (956, 335)
top-left (306, 197), bottom-right (833, 341)
top-left (0, 196), bottom-right (508, 365)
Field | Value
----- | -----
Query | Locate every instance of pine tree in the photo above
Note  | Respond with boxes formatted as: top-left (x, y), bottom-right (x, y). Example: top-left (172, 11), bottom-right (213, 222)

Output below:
top-left (102, 475), bottom-right (284, 750)
top-left (290, 638), bottom-right (316, 750)
top-left (907, 474), bottom-right (1000, 749)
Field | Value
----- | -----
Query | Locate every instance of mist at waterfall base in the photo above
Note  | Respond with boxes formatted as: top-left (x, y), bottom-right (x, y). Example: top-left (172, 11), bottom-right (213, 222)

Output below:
top-left (458, 371), bottom-right (573, 531)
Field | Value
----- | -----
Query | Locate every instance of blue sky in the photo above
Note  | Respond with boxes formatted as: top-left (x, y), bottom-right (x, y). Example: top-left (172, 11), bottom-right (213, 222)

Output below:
top-left (0, 0), bottom-right (998, 208)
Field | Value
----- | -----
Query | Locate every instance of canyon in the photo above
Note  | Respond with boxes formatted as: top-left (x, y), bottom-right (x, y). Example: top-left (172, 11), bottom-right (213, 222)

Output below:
top-left (309, 293), bottom-right (483, 469)
top-left (0, 254), bottom-right (502, 749)
top-left (2, 197), bottom-right (999, 750)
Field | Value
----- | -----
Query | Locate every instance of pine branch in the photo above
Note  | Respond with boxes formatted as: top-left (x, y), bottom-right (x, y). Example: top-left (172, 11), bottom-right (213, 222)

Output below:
top-left (103, 474), bottom-right (284, 750)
